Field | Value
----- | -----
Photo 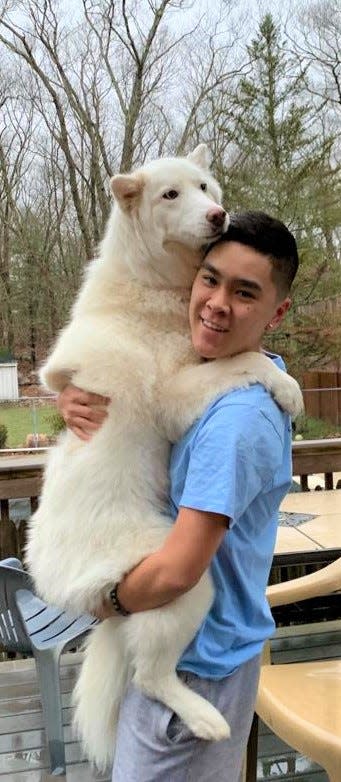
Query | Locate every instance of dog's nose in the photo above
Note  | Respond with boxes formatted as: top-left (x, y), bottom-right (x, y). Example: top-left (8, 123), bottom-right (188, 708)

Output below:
top-left (206, 208), bottom-right (226, 228)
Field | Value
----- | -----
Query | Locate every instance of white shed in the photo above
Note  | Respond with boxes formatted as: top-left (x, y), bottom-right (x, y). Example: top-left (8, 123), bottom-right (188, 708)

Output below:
top-left (0, 361), bottom-right (19, 400)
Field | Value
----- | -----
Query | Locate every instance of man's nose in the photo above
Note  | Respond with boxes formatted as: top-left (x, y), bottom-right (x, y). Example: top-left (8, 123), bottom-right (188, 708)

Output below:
top-left (206, 207), bottom-right (227, 229)
top-left (207, 292), bottom-right (230, 313)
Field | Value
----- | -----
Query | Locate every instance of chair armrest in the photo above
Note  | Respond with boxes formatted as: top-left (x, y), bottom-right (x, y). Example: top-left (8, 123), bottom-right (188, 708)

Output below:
top-left (266, 557), bottom-right (341, 607)
top-left (1, 558), bottom-right (23, 570)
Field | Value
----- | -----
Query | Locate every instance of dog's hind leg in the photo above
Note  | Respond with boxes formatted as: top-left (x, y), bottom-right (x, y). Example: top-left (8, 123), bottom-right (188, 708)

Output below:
top-left (126, 579), bottom-right (231, 742)
top-left (72, 618), bottom-right (129, 771)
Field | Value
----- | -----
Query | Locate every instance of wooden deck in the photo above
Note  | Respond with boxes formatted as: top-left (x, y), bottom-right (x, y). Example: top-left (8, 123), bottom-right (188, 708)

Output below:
top-left (1, 620), bottom-right (339, 782)
top-left (0, 652), bottom-right (109, 782)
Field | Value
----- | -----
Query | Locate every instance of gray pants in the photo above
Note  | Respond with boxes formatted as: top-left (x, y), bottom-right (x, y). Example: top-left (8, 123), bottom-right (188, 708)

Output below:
top-left (111, 653), bottom-right (261, 782)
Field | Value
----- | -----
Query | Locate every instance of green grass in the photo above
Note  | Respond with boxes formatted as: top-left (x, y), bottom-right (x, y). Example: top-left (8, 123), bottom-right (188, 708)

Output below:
top-left (0, 404), bottom-right (339, 448)
top-left (0, 404), bottom-right (56, 448)
top-left (294, 413), bottom-right (340, 440)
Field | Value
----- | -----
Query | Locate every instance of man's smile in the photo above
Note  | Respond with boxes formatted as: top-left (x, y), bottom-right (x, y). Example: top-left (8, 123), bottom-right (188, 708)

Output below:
top-left (200, 317), bottom-right (229, 333)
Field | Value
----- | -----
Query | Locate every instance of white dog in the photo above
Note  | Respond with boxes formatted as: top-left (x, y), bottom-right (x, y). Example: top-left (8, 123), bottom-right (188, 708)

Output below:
top-left (26, 145), bottom-right (303, 769)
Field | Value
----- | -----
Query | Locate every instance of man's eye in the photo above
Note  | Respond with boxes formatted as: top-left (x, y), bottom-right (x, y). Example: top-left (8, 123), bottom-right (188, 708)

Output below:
top-left (163, 190), bottom-right (179, 200)
top-left (200, 183), bottom-right (207, 191)
top-left (203, 274), bottom-right (217, 285)
top-left (237, 290), bottom-right (254, 299)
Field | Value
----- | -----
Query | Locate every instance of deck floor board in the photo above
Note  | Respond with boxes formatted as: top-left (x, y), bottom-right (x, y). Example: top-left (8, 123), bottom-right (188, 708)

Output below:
top-left (0, 655), bottom-right (107, 781)
top-left (0, 640), bottom-right (332, 781)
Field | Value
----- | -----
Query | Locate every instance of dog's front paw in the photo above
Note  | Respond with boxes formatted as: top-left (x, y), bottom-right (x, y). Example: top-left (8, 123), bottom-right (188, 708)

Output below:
top-left (271, 374), bottom-right (304, 419)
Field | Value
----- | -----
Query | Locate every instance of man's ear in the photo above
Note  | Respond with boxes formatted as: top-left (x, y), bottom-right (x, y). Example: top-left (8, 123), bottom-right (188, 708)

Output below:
top-left (268, 297), bottom-right (291, 330)
top-left (110, 173), bottom-right (145, 212)
top-left (187, 144), bottom-right (211, 170)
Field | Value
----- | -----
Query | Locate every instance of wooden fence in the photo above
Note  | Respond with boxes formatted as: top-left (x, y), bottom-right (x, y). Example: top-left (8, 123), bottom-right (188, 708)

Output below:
top-left (303, 371), bottom-right (341, 427)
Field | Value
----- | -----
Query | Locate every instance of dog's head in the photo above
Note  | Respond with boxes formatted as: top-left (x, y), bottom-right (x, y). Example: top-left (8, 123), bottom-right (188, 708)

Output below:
top-left (109, 146), bottom-right (228, 283)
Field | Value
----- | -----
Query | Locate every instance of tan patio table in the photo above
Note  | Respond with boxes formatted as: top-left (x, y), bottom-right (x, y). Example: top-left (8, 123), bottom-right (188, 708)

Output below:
top-left (275, 489), bottom-right (341, 563)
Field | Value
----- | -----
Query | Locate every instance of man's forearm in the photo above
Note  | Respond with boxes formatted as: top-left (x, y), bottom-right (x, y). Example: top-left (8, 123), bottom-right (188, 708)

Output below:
top-left (119, 551), bottom-right (190, 611)
top-left (96, 507), bottom-right (227, 621)
top-left (99, 550), bottom-right (191, 619)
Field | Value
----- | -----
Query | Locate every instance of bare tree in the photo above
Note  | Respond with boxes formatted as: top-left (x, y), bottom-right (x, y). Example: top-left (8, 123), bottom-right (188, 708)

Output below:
top-left (0, 0), bottom-right (339, 374)
top-left (0, 73), bottom-right (34, 351)
top-left (290, 1), bottom-right (341, 112)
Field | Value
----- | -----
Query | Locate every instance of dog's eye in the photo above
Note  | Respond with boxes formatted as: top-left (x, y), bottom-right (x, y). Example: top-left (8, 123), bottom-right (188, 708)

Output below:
top-left (200, 183), bottom-right (207, 191)
top-left (163, 190), bottom-right (179, 200)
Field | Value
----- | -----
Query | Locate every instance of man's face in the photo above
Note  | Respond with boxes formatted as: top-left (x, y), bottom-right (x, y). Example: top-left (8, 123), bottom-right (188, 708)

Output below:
top-left (189, 241), bottom-right (291, 360)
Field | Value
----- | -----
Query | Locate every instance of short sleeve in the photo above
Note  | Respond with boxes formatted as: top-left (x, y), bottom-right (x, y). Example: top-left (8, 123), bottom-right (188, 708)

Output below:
top-left (179, 402), bottom-right (284, 524)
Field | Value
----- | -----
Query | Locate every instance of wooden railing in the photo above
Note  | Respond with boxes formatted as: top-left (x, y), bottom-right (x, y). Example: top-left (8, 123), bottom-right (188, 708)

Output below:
top-left (0, 454), bottom-right (44, 559)
top-left (292, 437), bottom-right (341, 491)
top-left (1, 439), bottom-right (341, 559)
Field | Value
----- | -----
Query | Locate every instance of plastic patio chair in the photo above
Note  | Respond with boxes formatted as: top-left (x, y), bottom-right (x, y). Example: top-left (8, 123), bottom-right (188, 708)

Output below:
top-left (0, 557), bottom-right (97, 775)
top-left (246, 557), bottom-right (341, 782)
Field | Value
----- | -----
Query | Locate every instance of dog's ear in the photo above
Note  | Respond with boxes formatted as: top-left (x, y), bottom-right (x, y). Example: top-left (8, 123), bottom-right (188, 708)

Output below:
top-left (187, 144), bottom-right (211, 170)
top-left (110, 173), bottom-right (144, 211)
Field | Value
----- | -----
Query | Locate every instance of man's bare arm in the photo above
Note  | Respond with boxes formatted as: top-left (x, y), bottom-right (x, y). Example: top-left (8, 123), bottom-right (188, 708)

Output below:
top-left (96, 507), bottom-right (228, 618)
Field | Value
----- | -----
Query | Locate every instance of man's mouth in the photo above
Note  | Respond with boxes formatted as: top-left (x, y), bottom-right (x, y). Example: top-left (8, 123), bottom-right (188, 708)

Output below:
top-left (200, 317), bottom-right (229, 333)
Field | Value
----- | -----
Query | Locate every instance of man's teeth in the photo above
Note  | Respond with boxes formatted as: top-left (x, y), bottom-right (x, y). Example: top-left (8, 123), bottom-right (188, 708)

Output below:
top-left (201, 318), bottom-right (227, 333)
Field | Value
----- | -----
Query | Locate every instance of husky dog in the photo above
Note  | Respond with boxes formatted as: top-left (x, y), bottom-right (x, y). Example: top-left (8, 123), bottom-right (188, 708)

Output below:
top-left (26, 145), bottom-right (303, 769)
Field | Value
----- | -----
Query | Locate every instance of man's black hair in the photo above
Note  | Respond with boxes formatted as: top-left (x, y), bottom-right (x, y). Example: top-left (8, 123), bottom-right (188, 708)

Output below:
top-left (204, 211), bottom-right (299, 296)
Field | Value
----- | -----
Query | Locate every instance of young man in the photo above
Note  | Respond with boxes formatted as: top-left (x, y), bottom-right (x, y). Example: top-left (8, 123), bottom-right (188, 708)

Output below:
top-left (58, 211), bottom-right (299, 782)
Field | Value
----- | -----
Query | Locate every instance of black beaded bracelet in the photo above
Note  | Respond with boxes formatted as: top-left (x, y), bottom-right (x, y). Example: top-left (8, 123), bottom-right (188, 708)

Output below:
top-left (109, 583), bottom-right (131, 616)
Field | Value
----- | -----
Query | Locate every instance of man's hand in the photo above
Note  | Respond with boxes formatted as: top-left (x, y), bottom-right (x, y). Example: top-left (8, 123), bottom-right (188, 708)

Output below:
top-left (56, 384), bottom-right (110, 441)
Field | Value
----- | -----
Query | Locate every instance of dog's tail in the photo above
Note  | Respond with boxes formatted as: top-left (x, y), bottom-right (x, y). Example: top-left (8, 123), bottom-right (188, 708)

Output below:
top-left (72, 618), bottom-right (129, 772)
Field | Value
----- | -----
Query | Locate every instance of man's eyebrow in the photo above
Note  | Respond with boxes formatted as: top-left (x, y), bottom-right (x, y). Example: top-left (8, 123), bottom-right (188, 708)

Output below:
top-left (201, 261), bottom-right (221, 277)
top-left (235, 278), bottom-right (263, 292)
top-left (201, 262), bottom-right (262, 292)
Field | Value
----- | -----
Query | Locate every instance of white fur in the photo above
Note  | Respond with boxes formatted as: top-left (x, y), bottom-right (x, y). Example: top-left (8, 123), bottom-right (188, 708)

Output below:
top-left (25, 147), bottom-right (303, 769)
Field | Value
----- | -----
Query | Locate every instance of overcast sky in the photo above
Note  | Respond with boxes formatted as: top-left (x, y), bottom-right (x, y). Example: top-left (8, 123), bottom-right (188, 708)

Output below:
top-left (57, 0), bottom-right (310, 34)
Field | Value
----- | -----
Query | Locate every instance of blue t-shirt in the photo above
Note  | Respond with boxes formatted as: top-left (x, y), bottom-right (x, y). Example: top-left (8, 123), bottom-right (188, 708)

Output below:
top-left (168, 353), bottom-right (292, 679)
